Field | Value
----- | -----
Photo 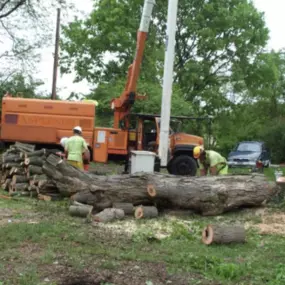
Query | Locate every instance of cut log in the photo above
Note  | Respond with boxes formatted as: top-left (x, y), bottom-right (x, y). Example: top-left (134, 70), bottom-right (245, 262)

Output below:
top-left (112, 203), bottom-right (134, 215)
top-left (30, 191), bottom-right (38, 198)
top-left (42, 154), bottom-right (277, 216)
top-left (32, 174), bottom-right (48, 186)
top-left (12, 168), bottom-right (26, 175)
top-left (134, 206), bottom-right (158, 219)
top-left (28, 185), bottom-right (38, 192)
top-left (2, 179), bottom-right (12, 191)
top-left (38, 193), bottom-right (62, 201)
top-left (202, 225), bottom-right (246, 245)
top-left (5, 163), bottom-right (21, 169)
top-left (93, 208), bottom-right (125, 223)
top-left (27, 165), bottom-right (43, 177)
top-left (25, 149), bottom-right (46, 158)
top-left (9, 183), bottom-right (29, 194)
top-left (10, 191), bottom-right (30, 197)
top-left (24, 157), bottom-right (44, 167)
top-left (15, 142), bottom-right (36, 152)
top-left (69, 204), bottom-right (93, 218)
top-left (2, 154), bottom-right (21, 163)
top-left (12, 175), bottom-right (29, 184)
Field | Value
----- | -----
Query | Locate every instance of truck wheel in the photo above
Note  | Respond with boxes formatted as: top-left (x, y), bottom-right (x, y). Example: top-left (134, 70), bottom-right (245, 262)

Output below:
top-left (169, 155), bottom-right (197, 176)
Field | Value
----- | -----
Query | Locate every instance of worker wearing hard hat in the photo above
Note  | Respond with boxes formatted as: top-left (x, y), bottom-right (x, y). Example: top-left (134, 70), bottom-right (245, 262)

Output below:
top-left (63, 126), bottom-right (89, 170)
top-left (193, 146), bottom-right (228, 176)
top-left (60, 136), bottom-right (90, 171)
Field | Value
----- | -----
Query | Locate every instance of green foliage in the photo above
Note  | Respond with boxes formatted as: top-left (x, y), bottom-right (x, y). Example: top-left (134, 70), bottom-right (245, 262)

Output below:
top-left (60, 0), bottom-right (269, 117)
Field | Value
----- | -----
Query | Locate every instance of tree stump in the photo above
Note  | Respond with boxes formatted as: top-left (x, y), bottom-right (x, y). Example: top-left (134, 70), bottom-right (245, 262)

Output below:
top-left (202, 224), bottom-right (246, 245)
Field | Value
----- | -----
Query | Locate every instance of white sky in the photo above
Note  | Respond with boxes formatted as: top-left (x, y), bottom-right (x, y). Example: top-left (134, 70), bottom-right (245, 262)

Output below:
top-left (33, 0), bottom-right (285, 99)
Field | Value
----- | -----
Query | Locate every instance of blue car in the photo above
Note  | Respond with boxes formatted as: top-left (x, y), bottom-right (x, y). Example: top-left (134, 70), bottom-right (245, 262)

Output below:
top-left (227, 141), bottom-right (271, 168)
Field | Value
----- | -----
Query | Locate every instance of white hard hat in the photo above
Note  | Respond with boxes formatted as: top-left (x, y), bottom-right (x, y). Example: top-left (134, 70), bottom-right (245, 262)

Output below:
top-left (60, 137), bottom-right (68, 147)
top-left (73, 126), bottom-right (82, 133)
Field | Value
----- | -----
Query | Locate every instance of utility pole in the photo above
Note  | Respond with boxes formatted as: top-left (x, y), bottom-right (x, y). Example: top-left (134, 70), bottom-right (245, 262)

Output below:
top-left (158, 0), bottom-right (178, 166)
top-left (51, 8), bottom-right (61, 100)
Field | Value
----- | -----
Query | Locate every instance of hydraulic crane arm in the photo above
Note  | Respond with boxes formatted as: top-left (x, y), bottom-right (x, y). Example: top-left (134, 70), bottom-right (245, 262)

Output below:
top-left (110, 0), bottom-right (155, 129)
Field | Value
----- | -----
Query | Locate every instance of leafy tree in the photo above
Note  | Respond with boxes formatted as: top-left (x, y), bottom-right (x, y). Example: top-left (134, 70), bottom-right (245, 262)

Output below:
top-left (60, 0), bottom-right (269, 116)
top-left (0, 73), bottom-right (45, 100)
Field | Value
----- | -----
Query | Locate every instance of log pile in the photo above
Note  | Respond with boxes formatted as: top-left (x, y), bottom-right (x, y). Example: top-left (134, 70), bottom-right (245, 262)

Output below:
top-left (0, 142), bottom-right (60, 200)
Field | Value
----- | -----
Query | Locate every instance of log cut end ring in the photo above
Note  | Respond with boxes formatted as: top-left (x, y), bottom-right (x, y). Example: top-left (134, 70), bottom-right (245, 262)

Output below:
top-left (147, 184), bottom-right (156, 197)
top-left (202, 225), bottom-right (214, 245)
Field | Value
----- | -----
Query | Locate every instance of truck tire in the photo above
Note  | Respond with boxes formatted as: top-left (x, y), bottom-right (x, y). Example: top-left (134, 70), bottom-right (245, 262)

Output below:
top-left (169, 155), bottom-right (197, 176)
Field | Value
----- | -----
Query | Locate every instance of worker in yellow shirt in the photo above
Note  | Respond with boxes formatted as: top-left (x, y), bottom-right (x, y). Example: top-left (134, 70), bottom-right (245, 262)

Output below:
top-left (193, 146), bottom-right (228, 176)
top-left (64, 126), bottom-right (88, 170)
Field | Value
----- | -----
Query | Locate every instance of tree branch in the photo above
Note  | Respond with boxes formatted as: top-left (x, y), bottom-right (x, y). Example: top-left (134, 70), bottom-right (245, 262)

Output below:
top-left (0, 0), bottom-right (26, 19)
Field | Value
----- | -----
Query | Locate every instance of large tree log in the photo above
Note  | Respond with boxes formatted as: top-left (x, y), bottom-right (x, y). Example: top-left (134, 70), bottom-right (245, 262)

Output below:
top-left (24, 149), bottom-right (46, 158)
top-left (202, 225), bottom-right (246, 245)
top-left (42, 154), bottom-right (277, 216)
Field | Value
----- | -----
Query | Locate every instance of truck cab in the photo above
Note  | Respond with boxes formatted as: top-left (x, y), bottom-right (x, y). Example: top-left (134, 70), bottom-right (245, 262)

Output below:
top-left (128, 114), bottom-right (205, 176)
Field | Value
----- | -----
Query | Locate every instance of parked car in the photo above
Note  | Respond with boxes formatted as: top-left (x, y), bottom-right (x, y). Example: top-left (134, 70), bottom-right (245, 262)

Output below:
top-left (227, 141), bottom-right (271, 168)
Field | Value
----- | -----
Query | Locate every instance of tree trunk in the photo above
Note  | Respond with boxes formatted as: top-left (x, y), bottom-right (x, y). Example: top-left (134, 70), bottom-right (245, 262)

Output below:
top-left (202, 225), bottom-right (246, 245)
top-left (93, 208), bottom-right (125, 223)
top-left (69, 205), bottom-right (93, 218)
top-left (112, 203), bottom-right (134, 215)
top-left (42, 154), bottom-right (277, 216)
top-left (135, 206), bottom-right (158, 219)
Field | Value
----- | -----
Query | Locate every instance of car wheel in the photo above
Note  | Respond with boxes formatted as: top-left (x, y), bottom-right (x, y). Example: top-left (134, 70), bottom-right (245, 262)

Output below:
top-left (168, 155), bottom-right (197, 176)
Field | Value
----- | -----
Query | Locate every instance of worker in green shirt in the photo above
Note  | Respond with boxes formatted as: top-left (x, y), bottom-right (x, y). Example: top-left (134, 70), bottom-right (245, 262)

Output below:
top-left (64, 126), bottom-right (88, 170)
top-left (193, 146), bottom-right (228, 176)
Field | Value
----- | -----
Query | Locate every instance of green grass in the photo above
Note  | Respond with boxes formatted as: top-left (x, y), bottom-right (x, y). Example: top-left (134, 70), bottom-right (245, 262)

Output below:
top-left (1, 194), bottom-right (285, 285)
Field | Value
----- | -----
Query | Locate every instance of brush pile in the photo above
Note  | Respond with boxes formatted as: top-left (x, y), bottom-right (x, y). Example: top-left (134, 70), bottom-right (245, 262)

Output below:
top-left (0, 142), bottom-right (61, 201)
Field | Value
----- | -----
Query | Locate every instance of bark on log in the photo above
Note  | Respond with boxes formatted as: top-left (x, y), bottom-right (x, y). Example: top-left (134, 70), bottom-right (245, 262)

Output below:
top-left (5, 163), bottom-right (21, 169)
top-left (12, 175), bottom-right (29, 184)
top-left (38, 193), bottom-right (62, 201)
top-left (2, 154), bottom-right (21, 163)
top-left (93, 208), bottom-right (125, 223)
top-left (27, 165), bottom-right (43, 177)
top-left (32, 174), bottom-right (48, 185)
top-left (42, 154), bottom-right (277, 216)
top-left (135, 206), bottom-right (158, 219)
top-left (15, 142), bottom-right (36, 152)
top-left (24, 157), bottom-right (44, 167)
top-left (202, 225), bottom-right (246, 245)
top-left (25, 149), bottom-right (46, 158)
top-left (112, 203), bottom-right (134, 215)
top-left (9, 183), bottom-right (29, 193)
top-left (2, 179), bottom-right (12, 191)
top-left (69, 205), bottom-right (93, 218)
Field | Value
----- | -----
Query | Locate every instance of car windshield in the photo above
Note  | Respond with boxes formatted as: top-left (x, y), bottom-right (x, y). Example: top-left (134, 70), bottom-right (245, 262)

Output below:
top-left (236, 142), bottom-right (261, 152)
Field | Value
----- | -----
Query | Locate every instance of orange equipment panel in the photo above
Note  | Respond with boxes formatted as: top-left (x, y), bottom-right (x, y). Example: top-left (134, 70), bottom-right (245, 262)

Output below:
top-left (93, 127), bottom-right (128, 163)
top-left (1, 97), bottom-right (96, 145)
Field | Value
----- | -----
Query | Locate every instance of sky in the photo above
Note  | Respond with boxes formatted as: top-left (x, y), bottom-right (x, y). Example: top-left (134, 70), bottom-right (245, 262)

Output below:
top-left (31, 0), bottom-right (285, 99)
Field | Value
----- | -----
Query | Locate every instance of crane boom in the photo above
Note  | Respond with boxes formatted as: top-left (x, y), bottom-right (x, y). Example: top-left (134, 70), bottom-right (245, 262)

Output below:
top-left (111, 0), bottom-right (155, 129)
